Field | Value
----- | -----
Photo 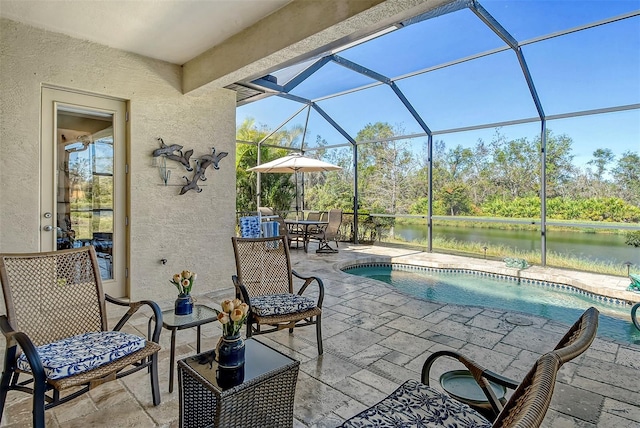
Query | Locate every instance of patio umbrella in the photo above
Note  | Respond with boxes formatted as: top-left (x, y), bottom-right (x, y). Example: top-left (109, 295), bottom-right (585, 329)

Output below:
top-left (248, 153), bottom-right (341, 217)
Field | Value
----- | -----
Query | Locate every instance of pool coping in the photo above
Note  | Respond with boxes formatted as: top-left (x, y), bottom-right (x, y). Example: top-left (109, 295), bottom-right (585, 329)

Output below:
top-left (341, 260), bottom-right (634, 307)
top-left (333, 254), bottom-right (640, 306)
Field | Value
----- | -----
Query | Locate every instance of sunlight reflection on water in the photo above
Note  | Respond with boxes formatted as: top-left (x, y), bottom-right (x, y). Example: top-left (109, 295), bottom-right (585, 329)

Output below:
top-left (345, 265), bottom-right (640, 345)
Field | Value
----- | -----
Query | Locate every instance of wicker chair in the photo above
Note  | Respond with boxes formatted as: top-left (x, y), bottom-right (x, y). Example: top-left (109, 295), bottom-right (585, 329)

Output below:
top-left (632, 303), bottom-right (640, 331)
top-left (0, 246), bottom-right (162, 427)
top-left (340, 308), bottom-right (598, 428)
top-left (421, 307), bottom-right (599, 418)
top-left (341, 352), bottom-right (562, 428)
top-left (231, 236), bottom-right (324, 354)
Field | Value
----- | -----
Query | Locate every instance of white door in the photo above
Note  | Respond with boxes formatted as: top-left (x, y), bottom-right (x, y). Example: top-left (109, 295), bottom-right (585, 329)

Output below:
top-left (41, 87), bottom-right (128, 297)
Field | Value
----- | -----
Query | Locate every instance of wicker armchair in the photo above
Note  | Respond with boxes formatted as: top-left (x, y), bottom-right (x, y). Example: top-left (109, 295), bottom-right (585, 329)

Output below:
top-left (231, 236), bottom-right (324, 354)
top-left (342, 352), bottom-right (562, 428)
top-left (421, 307), bottom-right (599, 418)
top-left (340, 308), bottom-right (598, 428)
top-left (0, 246), bottom-right (162, 427)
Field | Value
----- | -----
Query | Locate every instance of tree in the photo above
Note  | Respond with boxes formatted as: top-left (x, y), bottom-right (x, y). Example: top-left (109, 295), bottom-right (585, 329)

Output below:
top-left (588, 148), bottom-right (615, 181)
top-left (543, 131), bottom-right (576, 198)
top-left (304, 145), bottom-right (353, 210)
top-left (430, 143), bottom-right (476, 215)
top-left (488, 132), bottom-right (539, 199)
top-left (235, 118), bottom-right (297, 212)
top-left (612, 151), bottom-right (640, 206)
top-left (355, 123), bottom-right (416, 214)
top-left (439, 183), bottom-right (473, 216)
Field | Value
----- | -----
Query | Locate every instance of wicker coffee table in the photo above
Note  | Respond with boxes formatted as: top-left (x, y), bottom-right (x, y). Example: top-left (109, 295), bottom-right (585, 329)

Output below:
top-left (178, 338), bottom-right (300, 428)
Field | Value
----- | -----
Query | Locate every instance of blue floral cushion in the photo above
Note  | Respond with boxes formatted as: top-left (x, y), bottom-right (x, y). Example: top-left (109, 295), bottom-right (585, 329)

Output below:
top-left (240, 216), bottom-right (261, 238)
top-left (17, 331), bottom-right (146, 380)
top-left (341, 379), bottom-right (491, 428)
top-left (251, 294), bottom-right (317, 317)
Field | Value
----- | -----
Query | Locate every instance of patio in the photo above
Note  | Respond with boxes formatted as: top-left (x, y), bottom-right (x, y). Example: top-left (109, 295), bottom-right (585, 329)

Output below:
top-left (1, 244), bottom-right (639, 427)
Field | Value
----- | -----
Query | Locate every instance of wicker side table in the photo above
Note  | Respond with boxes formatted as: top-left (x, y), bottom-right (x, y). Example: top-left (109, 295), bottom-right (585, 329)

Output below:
top-left (178, 338), bottom-right (300, 428)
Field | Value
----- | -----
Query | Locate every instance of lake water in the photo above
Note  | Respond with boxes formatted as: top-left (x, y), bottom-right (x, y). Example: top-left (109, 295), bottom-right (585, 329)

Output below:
top-left (392, 224), bottom-right (640, 267)
top-left (345, 264), bottom-right (640, 345)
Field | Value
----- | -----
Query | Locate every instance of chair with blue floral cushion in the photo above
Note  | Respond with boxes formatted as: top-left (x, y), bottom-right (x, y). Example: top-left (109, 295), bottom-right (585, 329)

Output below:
top-left (340, 308), bottom-right (599, 428)
top-left (341, 352), bottom-right (562, 428)
top-left (231, 235), bottom-right (324, 354)
top-left (0, 246), bottom-right (163, 428)
top-left (421, 307), bottom-right (599, 419)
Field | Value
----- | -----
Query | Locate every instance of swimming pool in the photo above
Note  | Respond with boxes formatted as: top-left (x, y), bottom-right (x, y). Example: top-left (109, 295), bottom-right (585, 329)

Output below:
top-left (343, 264), bottom-right (640, 345)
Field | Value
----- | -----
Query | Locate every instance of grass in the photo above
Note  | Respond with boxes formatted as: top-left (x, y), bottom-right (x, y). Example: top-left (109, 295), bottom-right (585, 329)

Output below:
top-left (395, 217), bottom-right (632, 235)
top-left (379, 234), bottom-right (636, 277)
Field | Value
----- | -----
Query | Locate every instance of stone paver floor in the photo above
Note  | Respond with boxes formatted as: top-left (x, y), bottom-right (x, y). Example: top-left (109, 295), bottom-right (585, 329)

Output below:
top-left (1, 244), bottom-right (639, 427)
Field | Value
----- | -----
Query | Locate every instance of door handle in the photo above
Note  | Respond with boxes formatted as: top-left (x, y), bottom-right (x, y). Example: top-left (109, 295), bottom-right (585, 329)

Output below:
top-left (42, 225), bottom-right (61, 232)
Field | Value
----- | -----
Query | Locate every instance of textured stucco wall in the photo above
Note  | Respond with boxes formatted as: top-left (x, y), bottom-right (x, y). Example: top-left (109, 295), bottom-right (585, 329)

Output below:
top-left (0, 18), bottom-right (237, 303)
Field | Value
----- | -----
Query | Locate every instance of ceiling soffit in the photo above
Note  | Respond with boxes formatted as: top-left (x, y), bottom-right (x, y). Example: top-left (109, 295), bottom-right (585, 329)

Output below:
top-left (184, 0), bottom-right (449, 94)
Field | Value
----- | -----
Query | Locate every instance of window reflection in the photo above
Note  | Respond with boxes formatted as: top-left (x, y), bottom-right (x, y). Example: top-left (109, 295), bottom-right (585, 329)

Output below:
top-left (57, 109), bottom-right (114, 279)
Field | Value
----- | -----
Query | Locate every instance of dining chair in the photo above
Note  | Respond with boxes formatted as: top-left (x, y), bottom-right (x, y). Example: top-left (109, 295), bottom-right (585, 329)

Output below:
top-left (269, 215), bottom-right (304, 249)
top-left (304, 211), bottom-right (323, 235)
top-left (306, 212), bottom-right (321, 221)
top-left (257, 206), bottom-right (276, 216)
top-left (307, 208), bottom-right (342, 253)
top-left (0, 246), bottom-right (162, 428)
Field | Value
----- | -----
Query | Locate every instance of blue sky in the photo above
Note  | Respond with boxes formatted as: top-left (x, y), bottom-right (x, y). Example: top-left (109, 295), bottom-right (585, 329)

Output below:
top-left (237, 0), bottom-right (640, 169)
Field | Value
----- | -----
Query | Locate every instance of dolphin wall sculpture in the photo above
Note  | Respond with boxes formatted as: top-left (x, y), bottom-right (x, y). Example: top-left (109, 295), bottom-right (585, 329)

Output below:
top-left (153, 138), bottom-right (228, 195)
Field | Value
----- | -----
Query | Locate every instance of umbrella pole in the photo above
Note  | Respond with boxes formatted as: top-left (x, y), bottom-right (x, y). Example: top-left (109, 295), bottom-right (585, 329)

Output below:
top-left (295, 171), bottom-right (299, 220)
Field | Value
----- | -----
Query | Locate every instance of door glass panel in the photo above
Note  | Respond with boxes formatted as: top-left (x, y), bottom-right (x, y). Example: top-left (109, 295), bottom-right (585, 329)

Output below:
top-left (57, 107), bottom-right (114, 279)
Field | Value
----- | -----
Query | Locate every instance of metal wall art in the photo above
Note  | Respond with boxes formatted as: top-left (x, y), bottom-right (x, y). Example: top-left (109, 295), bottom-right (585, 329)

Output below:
top-left (152, 137), bottom-right (228, 195)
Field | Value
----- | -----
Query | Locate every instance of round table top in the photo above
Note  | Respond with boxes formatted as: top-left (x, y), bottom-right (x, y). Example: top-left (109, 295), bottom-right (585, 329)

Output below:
top-left (440, 370), bottom-right (507, 405)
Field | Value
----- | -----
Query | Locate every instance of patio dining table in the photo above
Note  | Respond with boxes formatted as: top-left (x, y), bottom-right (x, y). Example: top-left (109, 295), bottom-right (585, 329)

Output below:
top-left (284, 219), bottom-right (328, 252)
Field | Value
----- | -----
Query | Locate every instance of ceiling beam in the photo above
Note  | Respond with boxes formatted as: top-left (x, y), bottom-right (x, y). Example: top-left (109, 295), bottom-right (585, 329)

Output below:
top-left (183, 0), bottom-right (449, 94)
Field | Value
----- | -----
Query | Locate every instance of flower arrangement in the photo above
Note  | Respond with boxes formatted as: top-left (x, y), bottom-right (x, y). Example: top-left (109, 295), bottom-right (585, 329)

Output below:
top-left (170, 270), bottom-right (196, 295)
top-left (214, 298), bottom-right (249, 338)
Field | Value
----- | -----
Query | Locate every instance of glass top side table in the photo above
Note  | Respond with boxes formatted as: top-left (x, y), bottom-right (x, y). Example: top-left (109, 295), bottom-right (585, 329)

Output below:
top-left (150, 304), bottom-right (218, 393)
top-left (178, 338), bottom-right (300, 428)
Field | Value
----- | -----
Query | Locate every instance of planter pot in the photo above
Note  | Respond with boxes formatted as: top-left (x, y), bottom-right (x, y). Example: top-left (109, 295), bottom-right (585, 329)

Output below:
top-left (174, 294), bottom-right (194, 315)
top-left (216, 335), bottom-right (245, 369)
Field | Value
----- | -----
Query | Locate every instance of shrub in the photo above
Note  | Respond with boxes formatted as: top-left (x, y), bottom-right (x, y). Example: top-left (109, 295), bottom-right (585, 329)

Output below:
top-left (625, 231), bottom-right (640, 247)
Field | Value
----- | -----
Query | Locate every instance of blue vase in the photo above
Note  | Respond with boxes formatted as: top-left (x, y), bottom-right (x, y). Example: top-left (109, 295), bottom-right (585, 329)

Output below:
top-left (174, 294), bottom-right (193, 315)
top-left (216, 335), bottom-right (245, 369)
top-left (216, 365), bottom-right (245, 389)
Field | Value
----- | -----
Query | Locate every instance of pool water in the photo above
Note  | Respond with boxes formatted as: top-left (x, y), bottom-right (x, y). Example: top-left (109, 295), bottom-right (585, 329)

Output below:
top-left (344, 265), bottom-right (640, 345)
